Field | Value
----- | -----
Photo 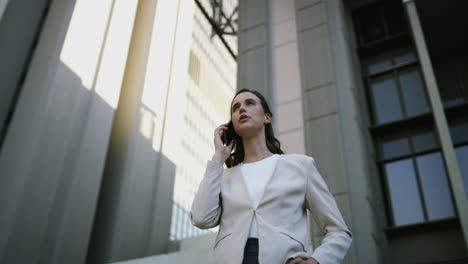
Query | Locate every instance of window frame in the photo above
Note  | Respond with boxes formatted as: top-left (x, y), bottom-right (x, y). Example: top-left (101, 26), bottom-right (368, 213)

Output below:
top-left (364, 50), bottom-right (430, 126)
top-left (350, 0), bottom-right (463, 230)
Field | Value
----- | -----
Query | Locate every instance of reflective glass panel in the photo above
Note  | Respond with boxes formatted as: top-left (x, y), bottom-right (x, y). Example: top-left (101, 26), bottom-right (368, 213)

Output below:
top-left (385, 2), bottom-right (406, 35)
top-left (358, 6), bottom-right (385, 44)
top-left (455, 145), bottom-right (468, 200)
top-left (434, 57), bottom-right (464, 108)
top-left (411, 128), bottom-right (438, 153)
top-left (393, 51), bottom-right (416, 65)
top-left (398, 67), bottom-right (430, 117)
top-left (385, 159), bottom-right (424, 226)
top-left (416, 152), bottom-right (455, 220)
top-left (370, 75), bottom-right (403, 124)
top-left (367, 56), bottom-right (392, 74)
top-left (449, 119), bottom-right (468, 145)
top-left (458, 54), bottom-right (468, 102)
top-left (380, 133), bottom-right (410, 159)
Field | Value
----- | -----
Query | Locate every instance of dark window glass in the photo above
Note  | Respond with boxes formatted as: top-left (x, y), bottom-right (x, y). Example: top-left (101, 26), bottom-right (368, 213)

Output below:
top-left (411, 128), bottom-right (438, 153)
top-left (357, 6), bottom-right (385, 44)
top-left (380, 133), bottom-right (410, 159)
top-left (449, 119), bottom-right (468, 145)
top-left (455, 145), bottom-right (468, 200)
top-left (370, 75), bottom-right (403, 124)
top-left (366, 50), bottom-right (416, 74)
top-left (367, 56), bottom-right (392, 74)
top-left (354, 1), bottom-right (408, 46)
top-left (385, 1), bottom-right (406, 35)
top-left (393, 51), bottom-right (417, 65)
top-left (433, 57), bottom-right (465, 108)
top-left (458, 53), bottom-right (468, 98)
top-left (398, 67), bottom-right (430, 117)
top-left (385, 159), bottom-right (424, 226)
top-left (416, 152), bottom-right (455, 220)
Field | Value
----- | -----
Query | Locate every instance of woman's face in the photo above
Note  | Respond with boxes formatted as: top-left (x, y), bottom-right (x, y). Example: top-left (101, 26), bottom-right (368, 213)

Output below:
top-left (231, 92), bottom-right (271, 138)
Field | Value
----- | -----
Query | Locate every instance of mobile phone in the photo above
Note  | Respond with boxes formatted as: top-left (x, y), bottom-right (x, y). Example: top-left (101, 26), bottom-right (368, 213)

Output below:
top-left (222, 121), bottom-right (236, 145)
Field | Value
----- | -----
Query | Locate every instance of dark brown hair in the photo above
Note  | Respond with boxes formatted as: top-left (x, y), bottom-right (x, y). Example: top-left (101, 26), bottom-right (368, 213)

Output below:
top-left (225, 89), bottom-right (284, 168)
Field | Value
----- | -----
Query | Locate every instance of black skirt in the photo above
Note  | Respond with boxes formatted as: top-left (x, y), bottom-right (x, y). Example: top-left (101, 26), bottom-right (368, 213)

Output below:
top-left (242, 238), bottom-right (259, 264)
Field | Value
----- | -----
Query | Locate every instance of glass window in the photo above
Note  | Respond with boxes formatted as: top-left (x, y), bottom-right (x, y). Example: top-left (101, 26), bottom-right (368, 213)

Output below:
top-left (455, 145), bottom-right (468, 200)
top-left (366, 50), bottom-right (417, 74)
top-left (416, 152), bottom-right (455, 220)
top-left (433, 57), bottom-right (465, 108)
top-left (354, 1), bottom-right (408, 47)
top-left (357, 6), bottom-right (385, 44)
top-left (393, 51), bottom-right (417, 65)
top-left (367, 56), bottom-right (392, 74)
top-left (457, 53), bottom-right (468, 98)
top-left (398, 67), bottom-right (430, 117)
top-left (449, 119), bottom-right (468, 145)
top-left (370, 75), bottom-right (403, 124)
top-left (385, 159), bottom-right (425, 226)
top-left (380, 133), bottom-right (410, 159)
top-left (411, 128), bottom-right (438, 153)
top-left (385, 1), bottom-right (406, 35)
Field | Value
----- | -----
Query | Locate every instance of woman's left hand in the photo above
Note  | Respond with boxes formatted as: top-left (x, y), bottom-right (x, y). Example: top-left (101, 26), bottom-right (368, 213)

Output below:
top-left (286, 257), bottom-right (319, 264)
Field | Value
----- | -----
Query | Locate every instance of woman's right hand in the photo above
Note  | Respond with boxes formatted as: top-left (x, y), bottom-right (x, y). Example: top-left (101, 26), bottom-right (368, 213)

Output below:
top-left (212, 123), bottom-right (234, 164)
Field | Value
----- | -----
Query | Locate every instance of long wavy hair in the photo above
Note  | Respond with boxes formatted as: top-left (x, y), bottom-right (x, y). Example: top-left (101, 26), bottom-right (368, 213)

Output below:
top-left (225, 89), bottom-right (284, 168)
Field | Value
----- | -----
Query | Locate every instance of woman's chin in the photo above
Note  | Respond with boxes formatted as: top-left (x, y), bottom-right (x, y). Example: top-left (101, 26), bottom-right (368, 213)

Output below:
top-left (237, 129), bottom-right (262, 139)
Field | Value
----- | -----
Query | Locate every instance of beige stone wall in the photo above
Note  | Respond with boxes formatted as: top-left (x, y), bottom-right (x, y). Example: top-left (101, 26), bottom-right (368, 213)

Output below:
top-left (237, 0), bottom-right (386, 263)
top-left (270, 0), bottom-right (306, 155)
top-left (295, 0), bottom-right (385, 263)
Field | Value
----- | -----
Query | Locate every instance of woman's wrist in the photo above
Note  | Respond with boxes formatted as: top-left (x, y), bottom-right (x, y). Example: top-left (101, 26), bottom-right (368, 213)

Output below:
top-left (287, 257), bottom-right (319, 264)
top-left (211, 153), bottom-right (224, 164)
top-left (308, 257), bottom-right (319, 264)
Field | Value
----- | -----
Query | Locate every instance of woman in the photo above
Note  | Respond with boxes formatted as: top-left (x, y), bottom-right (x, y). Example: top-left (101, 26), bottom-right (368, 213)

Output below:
top-left (191, 89), bottom-right (352, 264)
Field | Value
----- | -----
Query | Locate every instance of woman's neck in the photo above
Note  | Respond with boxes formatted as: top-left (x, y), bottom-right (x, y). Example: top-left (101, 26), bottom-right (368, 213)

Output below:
top-left (241, 129), bottom-right (273, 163)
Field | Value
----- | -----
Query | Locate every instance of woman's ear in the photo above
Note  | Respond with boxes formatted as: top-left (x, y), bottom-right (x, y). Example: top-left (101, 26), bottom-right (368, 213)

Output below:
top-left (264, 113), bottom-right (272, 124)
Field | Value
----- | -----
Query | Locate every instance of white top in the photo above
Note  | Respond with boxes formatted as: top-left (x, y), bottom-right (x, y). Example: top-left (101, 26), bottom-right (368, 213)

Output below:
top-left (240, 154), bottom-right (279, 238)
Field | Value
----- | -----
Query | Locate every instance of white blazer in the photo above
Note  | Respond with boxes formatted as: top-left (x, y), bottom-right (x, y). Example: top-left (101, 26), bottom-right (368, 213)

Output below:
top-left (191, 153), bottom-right (352, 264)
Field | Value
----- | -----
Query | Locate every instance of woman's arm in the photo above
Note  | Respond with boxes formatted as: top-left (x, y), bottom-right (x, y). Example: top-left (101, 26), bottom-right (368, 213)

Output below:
top-left (191, 123), bottom-right (233, 229)
top-left (190, 159), bottom-right (224, 229)
top-left (304, 157), bottom-right (352, 264)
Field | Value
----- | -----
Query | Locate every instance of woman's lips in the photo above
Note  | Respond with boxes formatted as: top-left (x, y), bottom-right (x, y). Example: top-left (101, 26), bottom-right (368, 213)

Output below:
top-left (240, 117), bottom-right (250, 122)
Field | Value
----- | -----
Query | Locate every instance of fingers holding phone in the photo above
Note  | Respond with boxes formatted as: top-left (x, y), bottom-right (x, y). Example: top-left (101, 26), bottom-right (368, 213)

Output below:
top-left (222, 121), bottom-right (235, 146)
top-left (213, 122), bottom-right (234, 162)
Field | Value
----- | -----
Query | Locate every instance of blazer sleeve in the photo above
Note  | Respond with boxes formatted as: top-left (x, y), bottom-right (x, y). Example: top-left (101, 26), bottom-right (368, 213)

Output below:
top-left (305, 156), bottom-right (352, 264)
top-left (190, 160), bottom-right (224, 229)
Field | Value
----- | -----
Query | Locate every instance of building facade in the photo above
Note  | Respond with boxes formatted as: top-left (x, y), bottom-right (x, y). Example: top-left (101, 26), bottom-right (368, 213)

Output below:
top-left (0, 0), bottom-right (467, 264)
top-left (0, 0), bottom-right (236, 263)
top-left (235, 0), bottom-right (468, 263)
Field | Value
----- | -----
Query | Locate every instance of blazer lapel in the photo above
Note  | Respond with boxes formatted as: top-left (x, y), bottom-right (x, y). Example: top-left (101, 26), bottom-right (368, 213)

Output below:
top-left (235, 155), bottom-right (283, 209)
top-left (234, 165), bottom-right (255, 209)
top-left (257, 155), bottom-right (282, 208)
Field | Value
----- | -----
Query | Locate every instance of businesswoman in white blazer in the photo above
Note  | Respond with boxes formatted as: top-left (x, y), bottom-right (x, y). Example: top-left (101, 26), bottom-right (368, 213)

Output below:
top-left (191, 89), bottom-right (352, 264)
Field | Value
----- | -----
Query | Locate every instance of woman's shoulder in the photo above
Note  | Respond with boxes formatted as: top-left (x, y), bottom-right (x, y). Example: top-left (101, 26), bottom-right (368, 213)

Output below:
top-left (280, 153), bottom-right (314, 164)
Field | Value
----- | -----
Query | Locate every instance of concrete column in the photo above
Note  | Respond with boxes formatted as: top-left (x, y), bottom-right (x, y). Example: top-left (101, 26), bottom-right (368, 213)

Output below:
top-left (323, 0), bottom-right (389, 262)
top-left (270, 0), bottom-right (306, 155)
top-left (237, 0), bottom-right (273, 102)
top-left (238, 0), bottom-right (306, 155)
top-left (0, 0), bottom-right (138, 263)
top-left (294, 0), bottom-right (388, 262)
top-left (403, 0), bottom-right (468, 252)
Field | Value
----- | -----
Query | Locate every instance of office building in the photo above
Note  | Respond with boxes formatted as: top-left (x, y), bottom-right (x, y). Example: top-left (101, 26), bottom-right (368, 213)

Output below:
top-left (0, 0), bottom-right (467, 263)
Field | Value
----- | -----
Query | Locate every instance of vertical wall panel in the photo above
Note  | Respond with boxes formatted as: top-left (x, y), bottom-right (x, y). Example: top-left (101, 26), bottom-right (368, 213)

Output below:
top-left (0, 0), bottom-right (138, 262)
